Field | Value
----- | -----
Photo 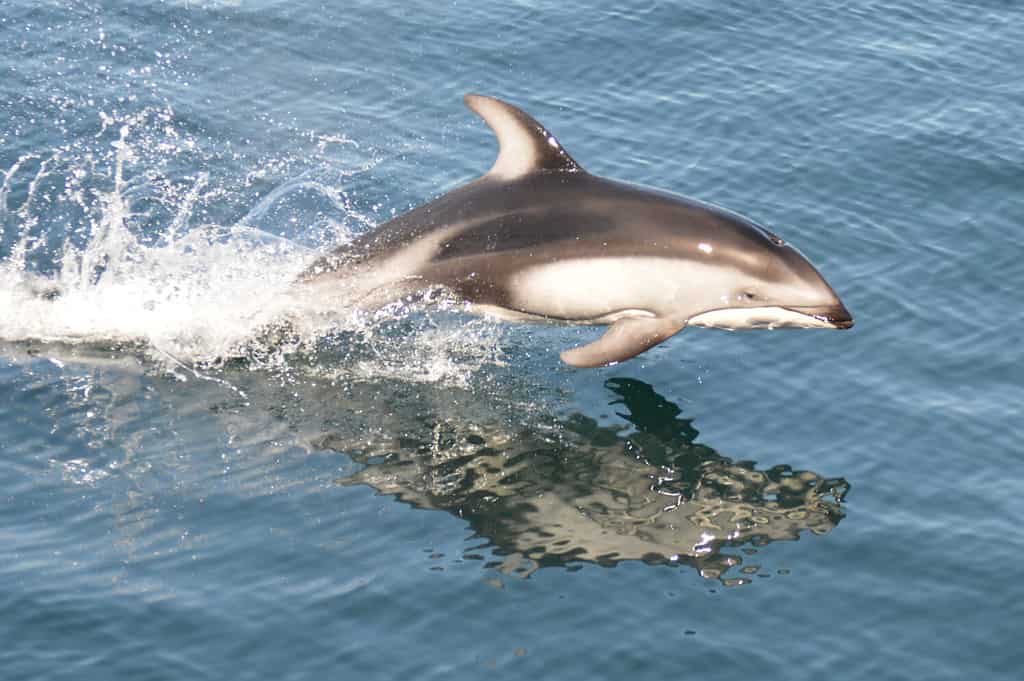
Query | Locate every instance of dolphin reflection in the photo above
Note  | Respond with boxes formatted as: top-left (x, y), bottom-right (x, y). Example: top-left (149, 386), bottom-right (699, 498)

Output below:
top-left (3, 340), bottom-right (848, 583)
top-left (326, 378), bottom-right (849, 582)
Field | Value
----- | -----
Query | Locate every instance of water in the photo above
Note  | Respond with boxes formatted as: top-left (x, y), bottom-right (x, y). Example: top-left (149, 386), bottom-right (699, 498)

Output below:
top-left (2, 1), bottom-right (1022, 678)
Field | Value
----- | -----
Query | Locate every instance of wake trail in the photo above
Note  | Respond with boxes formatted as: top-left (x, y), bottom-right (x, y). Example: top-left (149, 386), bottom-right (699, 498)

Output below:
top-left (0, 108), bottom-right (505, 386)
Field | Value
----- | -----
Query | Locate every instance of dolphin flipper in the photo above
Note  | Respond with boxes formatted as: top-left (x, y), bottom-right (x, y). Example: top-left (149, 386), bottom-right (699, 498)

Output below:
top-left (560, 317), bottom-right (686, 368)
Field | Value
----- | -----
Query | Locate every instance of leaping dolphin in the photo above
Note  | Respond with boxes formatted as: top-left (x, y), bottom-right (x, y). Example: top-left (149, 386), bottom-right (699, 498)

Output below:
top-left (302, 94), bottom-right (853, 367)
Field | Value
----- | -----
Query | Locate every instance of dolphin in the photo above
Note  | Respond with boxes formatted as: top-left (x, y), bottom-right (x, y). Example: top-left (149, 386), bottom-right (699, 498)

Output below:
top-left (302, 94), bottom-right (853, 367)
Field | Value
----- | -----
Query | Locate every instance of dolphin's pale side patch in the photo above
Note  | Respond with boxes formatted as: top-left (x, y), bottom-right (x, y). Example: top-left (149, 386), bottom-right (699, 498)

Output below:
top-left (509, 256), bottom-right (734, 322)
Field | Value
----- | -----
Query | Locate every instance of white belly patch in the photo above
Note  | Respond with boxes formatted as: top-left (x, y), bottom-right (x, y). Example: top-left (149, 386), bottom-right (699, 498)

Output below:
top-left (687, 306), bottom-right (835, 330)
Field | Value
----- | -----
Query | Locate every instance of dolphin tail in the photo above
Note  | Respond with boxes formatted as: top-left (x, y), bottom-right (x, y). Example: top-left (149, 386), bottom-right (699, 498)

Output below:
top-left (560, 317), bottom-right (686, 368)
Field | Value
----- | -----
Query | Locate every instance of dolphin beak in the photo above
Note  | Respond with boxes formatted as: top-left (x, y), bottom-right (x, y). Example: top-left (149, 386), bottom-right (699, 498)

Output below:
top-left (785, 303), bottom-right (855, 329)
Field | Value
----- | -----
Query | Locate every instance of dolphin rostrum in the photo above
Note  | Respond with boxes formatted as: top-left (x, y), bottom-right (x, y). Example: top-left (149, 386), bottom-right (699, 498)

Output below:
top-left (302, 94), bottom-right (853, 367)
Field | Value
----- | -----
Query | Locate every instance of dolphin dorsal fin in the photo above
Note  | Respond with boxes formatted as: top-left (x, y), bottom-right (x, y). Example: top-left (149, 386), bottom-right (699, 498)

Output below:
top-left (464, 94), bottom-right (584, 180)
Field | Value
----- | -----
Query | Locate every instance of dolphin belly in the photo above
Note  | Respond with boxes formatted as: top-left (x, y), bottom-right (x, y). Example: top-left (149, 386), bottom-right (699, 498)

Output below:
top-left (687, 306), bottom-right (839, 330)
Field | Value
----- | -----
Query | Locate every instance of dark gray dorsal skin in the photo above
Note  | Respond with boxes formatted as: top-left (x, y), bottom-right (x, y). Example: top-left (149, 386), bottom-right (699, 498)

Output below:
top-left (302, 94), bottom-right (853, 367)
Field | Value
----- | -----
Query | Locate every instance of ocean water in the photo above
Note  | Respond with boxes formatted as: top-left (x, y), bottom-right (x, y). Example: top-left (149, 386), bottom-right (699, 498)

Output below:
top-left (2, 1), bottom-right (1022, 679)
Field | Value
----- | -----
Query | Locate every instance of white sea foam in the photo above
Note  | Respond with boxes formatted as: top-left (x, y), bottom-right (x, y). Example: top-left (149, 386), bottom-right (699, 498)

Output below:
top-left (0, 108), bottom-right (505, 385)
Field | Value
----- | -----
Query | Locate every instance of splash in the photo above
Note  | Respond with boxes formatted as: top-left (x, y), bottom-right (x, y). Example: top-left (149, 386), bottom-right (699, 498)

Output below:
top-left (0, 108), bottom-right (505, 384)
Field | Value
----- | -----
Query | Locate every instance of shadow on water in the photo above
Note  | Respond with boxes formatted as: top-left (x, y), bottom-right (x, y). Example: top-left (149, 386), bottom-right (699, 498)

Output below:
top-left (323, 377), bottom-right (850, 583)
top-left (2, 340), bottom-right (849, 586)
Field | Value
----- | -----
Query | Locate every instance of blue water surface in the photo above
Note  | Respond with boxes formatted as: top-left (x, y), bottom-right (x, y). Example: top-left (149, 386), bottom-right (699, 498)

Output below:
top-left (2, 1), bottom-right (1023, 679)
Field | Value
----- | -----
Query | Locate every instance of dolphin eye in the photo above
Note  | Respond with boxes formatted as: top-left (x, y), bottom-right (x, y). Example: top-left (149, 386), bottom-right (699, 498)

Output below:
top-left (742, 291), bottom-right (757, 301)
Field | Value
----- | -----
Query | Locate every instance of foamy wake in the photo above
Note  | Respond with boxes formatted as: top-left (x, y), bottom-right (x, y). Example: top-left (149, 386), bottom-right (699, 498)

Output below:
top-left (0, 108), bottom-right (505, 385)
